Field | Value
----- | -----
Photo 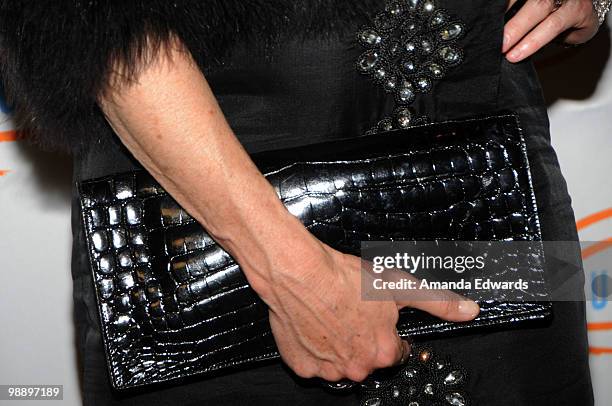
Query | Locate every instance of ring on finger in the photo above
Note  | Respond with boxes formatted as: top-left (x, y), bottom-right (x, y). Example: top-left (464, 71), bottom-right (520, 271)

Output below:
top-left (552, 0), bottom-right (565, 11)
top-left (399, 339), bottom-right (411, 365)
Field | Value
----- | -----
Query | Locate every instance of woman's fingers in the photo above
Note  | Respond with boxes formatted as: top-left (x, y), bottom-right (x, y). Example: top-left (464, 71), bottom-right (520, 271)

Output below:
top-left (507, 9), bottom-right (572, 62)
top-left (396, 286), bottom-right (480, 322)
top-left (503, 0), bottom-right (560, 53)
top-left (504, 0), bottom-right (600, 62)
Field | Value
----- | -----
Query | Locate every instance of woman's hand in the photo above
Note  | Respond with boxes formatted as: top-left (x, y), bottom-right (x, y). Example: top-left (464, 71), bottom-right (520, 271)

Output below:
top-left (260, 236), bottom-right (479, 382)
top-left (504, 0), bottom-right (601, 62)
top-left (98, 38), bottom-right (479, 383)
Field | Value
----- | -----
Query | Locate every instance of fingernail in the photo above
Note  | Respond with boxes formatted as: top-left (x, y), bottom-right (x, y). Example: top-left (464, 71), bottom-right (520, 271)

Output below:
top-left (503, 34), bottom-right (510, 48)
top-left (458, 301), bottom-right (480, 318)
top-left (508, 48), bottom-right (522, 61)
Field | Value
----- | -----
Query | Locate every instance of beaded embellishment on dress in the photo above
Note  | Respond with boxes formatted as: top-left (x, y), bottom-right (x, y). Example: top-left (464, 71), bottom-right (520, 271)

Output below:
top-left (358, 345), bottom-right (469, 406)
top-left (355, 0), bottom-right (466, 133)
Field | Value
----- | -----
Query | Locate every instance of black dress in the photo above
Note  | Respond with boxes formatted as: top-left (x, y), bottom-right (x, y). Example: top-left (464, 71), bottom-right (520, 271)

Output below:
top-left (0, 0), bottom-right (593, 404)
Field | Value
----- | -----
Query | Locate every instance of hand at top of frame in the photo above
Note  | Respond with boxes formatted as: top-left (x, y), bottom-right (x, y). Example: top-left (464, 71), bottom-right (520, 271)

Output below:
top-left (504, 0), bottom-right (602, 62)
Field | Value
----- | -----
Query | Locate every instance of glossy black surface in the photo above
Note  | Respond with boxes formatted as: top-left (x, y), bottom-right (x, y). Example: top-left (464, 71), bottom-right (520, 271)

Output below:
top-left (78, 114), bottom-right (551, 390)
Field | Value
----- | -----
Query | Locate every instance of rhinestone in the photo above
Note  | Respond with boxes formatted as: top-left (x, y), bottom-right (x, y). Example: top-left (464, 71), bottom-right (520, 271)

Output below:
top-left (395, 108), bottom-right (413, 128)
top-left (427, 63), bottom-right (445, 78)
top-left (396, 81), bottom-right (415, 104)
top-left (440, 23), bottom-right (464, 41)
top-left (416, 77), bottom-right (432, 92)
top-left (363, 398), bottom-right (381, 406)
top-left (422, 0), bottom-right (435, 13)
top-left (404, 368), bottom-right (418, 378)
top-left (424, 383), bottom-right (434, 395)
top-left (359, 28), bottom-right (383, 46)
top-left (421, 38), bottom-right (434, 54)
top-left (404, 41), bottom-right (417, 53)
top-left (436, 360), bottom-right (446, 370)
top-left (384, 75), bottom-right (398, 92)
top-left (444, 370), bottom-right (465, 385)
top-left (438, 46), bottom-right (462, 66)
top-left (419, 349), bottom-right (432, 363)
top-left (409, 403), bottom-right (419, 406)
top-left (431, 10), bottom-right (448, 26)
top-left (445, 392), bottom-right (466, 406)
top-left (402, 59), bottom-right (418, 74)
top-left (408, 385), bottom-right (417, 395)
top-left (407, 0), bottom-right (420, 9)
top-left (358, 50), bottom-right (381, 72)
top-left (374, 67), bottom-right (387, 81)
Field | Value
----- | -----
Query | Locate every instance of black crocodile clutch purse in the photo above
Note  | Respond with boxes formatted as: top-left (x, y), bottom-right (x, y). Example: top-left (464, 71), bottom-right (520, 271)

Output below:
top-left (77, 114), bottom-right (552, 390)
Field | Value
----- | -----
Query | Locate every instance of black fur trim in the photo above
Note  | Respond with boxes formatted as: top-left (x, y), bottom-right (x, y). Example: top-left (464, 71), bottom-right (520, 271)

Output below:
top-left (0, 0), bottom-right (380, 155)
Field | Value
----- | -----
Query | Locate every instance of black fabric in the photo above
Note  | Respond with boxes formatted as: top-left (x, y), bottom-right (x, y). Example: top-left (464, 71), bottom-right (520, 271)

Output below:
top-left (1, 0), bottom-right (593, 404)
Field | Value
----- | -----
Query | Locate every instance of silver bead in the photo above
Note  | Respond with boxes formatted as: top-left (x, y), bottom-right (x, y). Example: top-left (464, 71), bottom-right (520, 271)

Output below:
top-left (374, 67), bottom-right (388, 81)
top-left (404, 41), bottom-right (417, 53)
top-left (426, 63), bottom-right (445, 78)
top-left (384, 75), bottom-right (399, 92)
top-left (402, 58), bottom-right (418, 74)
top-left (392, 385), bottom-right (400, 398)
top-left (416, 76), bottom-right (432, 92)
top-left (445, 392), bottom-right (466, 406)
top-left (424, 382), bottom-right (434, 395)
top-left (422, 0), bottom-right (435, 13)
top-left (444, 370), bottom-right (465, 385)
top-left (395, 108), bottom-right (413, 128)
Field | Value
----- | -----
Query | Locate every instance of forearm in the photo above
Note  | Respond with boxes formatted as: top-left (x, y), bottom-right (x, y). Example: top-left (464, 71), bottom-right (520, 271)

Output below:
top-left (98, 42), bottom-right (320, 295)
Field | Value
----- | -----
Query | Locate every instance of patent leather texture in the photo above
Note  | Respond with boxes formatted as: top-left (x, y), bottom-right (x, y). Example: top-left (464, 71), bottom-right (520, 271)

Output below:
top-left (77, 114), bottom-right (552, 390)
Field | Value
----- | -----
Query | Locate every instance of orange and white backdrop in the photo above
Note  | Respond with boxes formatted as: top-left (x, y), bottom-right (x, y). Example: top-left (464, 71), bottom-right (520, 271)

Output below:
top-left (1, 28), bottom-right (611, 406)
